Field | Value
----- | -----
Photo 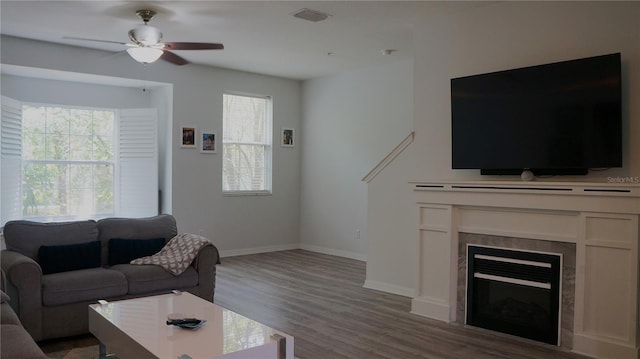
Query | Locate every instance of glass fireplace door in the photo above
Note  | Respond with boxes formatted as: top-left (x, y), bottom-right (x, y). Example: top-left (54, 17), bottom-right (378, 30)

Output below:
top-left (466, 245), bottom-right (562, 346)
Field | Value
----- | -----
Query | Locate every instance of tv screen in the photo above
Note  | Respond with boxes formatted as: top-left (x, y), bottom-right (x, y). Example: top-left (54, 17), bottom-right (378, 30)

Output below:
top-left (451, 53), bottom-right (622, 176)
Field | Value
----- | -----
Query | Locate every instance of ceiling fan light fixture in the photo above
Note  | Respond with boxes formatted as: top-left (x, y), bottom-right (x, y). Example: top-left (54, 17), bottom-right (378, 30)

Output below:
top-left (67, 9), bottom-right (222, 67)
top-left (127, 47), bottom-right (163, 64)
top-left (129, 25), bottom-right (163, 46)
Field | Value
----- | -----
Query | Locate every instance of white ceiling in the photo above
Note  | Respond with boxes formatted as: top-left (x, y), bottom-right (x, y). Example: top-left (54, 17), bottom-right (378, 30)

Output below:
top-left (0, 1), bottom-right (463, 80)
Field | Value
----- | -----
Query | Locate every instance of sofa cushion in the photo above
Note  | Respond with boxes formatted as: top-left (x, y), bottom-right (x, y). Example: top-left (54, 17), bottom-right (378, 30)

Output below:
top-left (108, 238), bottom-right (166, 266)
top-left (38, 241), bottom-right (102, 274)
top-left (42, 268), bottom-right (128, 306)
top-left (0, 324), bottom-right (48, 359)
top-left (3, 219), bottom-right (98, 261)
top-left (111, 264), bottom-right (198, 295)
top-left (98, 214), bottom-right (177, 266)
top-left (1, 303), bottom-right (20, 325)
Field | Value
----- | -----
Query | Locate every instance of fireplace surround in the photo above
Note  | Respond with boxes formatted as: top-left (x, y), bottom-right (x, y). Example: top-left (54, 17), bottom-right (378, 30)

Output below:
top-left (410, 181), bottom-right (640, 359)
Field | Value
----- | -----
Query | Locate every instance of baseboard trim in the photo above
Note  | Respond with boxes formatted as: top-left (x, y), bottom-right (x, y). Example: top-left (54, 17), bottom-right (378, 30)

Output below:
top-left (219, 243), bottom-right (300, 258)
top-left (363, 279), bottom-right (415, 298)
top-left (573, 333), bottom-right (639, 359)
top-left (299, 244), bottom-right (367, 261)
top-left (411, 296), bottom-right (451, 322)
top-left (219, 243), bottom-right (367, 261)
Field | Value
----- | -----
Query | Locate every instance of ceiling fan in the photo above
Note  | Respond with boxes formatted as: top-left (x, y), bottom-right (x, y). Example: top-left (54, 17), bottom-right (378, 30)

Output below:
top-left (66, 9), bottom-right (224, 65)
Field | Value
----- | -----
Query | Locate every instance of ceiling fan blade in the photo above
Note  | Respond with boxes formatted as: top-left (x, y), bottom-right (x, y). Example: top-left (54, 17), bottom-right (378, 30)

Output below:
top-left (163, 42), bottom-right (224, 50)
top-left (63, 36), bottom-right (128, 46)
top-left (160, 50), bottom-right (189, 66)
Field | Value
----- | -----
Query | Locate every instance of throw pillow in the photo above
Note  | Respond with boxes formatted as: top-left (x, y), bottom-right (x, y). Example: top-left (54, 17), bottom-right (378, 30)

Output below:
top-left (38, 241), bottom-right (102, 275)
top-left (108, 238), bottom-right (166, 266)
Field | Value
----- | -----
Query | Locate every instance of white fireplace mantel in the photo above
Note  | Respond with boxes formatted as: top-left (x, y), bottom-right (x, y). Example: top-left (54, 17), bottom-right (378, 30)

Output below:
top-left (410, 180), bottom-right (640, 359)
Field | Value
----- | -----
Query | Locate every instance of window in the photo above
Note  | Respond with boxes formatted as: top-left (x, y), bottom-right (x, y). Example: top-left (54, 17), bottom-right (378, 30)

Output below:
top-left (222, 93), bottom-right (272, 194)
top-left (1, 96), bottom-right (158, 224)
top-left (21, 105), bottom-right (115, 219)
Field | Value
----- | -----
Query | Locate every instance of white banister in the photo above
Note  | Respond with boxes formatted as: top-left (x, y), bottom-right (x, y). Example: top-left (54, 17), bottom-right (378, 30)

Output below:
top-left (362, 132), bottom-right (414, 183)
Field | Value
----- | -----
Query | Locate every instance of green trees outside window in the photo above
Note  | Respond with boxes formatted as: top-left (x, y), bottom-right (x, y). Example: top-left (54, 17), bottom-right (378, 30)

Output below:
top-left (22, 105), bottom-right (115, 219)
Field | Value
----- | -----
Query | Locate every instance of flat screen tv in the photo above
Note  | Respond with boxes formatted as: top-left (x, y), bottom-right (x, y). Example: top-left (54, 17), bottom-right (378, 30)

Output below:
top-left (451, 53), bottom-right (622, 176)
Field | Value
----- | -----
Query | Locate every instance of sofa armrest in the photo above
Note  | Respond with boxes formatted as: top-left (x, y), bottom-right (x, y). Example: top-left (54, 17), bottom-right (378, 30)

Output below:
top-left (193, 245), bottom-right (220, 302)
top-left (0, 250), bottom-right (43, 341)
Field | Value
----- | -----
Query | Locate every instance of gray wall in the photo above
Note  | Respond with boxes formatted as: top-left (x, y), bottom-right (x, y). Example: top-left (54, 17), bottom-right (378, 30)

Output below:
top-left (1, 75), bottom-right (153, 108)
top-left (1, 36), bottom-right (302, 256)
top-left (300, 59), bottom-right (413, 260)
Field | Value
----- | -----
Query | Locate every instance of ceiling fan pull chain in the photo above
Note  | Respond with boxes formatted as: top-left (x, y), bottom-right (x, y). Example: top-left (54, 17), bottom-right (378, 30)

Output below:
top-left (140, 64), bottom-right (147, 92)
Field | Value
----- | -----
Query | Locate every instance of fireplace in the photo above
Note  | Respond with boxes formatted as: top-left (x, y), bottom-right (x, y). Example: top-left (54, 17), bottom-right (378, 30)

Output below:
top-left (466, 245), bottom-right (562, 345)
top-left (411, 180), bottom-right (640, 358)
top-left (456, 233), bottom-right (575, 349)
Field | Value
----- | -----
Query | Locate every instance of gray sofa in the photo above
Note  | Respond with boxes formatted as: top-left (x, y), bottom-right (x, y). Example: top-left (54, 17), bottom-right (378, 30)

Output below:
top-left (0, 214), bottom-right (220, 342)
top-left (1, 271), bottom-right (47, 359)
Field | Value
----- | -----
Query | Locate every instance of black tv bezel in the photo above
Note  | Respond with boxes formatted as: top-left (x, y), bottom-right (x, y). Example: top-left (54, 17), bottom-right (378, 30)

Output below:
top-left (480, 168), bottom-right (588, 176)
top-left (451, 53), bottom-right (622, 176)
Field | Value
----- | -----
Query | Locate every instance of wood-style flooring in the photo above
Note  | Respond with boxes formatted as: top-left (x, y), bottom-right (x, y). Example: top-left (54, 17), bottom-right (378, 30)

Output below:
top-left (40, 249), bottom-right (591, 359)
top-left (214, 250), bottom-right (590, 359)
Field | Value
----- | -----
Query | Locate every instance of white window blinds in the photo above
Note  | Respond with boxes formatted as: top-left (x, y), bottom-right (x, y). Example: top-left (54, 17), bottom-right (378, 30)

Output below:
top-left (222, 93), bottom-right (273, 194)
top-left (118, 108), bottom-right (158, 217)
top-left (1, 96), bottom-right (23, 225)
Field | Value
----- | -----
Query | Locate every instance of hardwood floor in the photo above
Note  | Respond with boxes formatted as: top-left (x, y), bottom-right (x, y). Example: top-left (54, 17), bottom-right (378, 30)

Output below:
top-left (215, 250), bottom-right (589, 359)
top-left (40, 249), bottom-right (591, 358)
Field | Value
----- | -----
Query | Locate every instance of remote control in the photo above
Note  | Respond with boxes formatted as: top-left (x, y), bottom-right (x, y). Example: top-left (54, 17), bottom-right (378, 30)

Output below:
top-left (166, 318), bottom-right (200, 326)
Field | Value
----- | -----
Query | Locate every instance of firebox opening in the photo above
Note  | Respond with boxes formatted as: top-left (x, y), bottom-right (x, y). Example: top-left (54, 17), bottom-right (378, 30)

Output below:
top-left (466, 245), bottom-right (562, 346)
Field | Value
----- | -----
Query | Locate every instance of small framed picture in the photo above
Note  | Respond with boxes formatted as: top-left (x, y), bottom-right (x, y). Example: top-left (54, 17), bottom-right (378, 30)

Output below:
top-left (281, 127), bottom-right (294, 147)
top-left (181, 126), bottom-right (196, 148)
top-left (200, 132), bottom-right (216, 153)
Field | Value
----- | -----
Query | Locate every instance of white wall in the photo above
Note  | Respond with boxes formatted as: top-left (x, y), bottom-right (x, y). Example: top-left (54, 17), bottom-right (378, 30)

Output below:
top-left (300, 59), bottom-right (413, 260)
top-left (413, 1), bottom-right (640, 181)
top-left (364, 144), bottom-right (417, 296)
top-left (366, 1), bottom-right (640, 295)
top-left (1, 36), bottom-right (302, 255)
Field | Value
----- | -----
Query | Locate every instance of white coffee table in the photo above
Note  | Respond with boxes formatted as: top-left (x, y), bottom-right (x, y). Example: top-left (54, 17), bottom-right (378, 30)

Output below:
top-left (89, 292), bottom-right (294, 359)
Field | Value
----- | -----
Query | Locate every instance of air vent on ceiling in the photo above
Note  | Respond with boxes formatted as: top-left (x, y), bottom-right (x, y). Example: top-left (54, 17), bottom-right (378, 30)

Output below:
top-left (291, 8), bottom-right (331, 22)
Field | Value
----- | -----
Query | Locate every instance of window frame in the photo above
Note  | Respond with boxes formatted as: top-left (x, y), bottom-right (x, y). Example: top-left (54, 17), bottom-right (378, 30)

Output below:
top-left (222, 92), bottom-right (273, 196)
top-left (0, 97), bottom-right (158, 225)
top-left (20, 102), bottom-right (118, 222)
